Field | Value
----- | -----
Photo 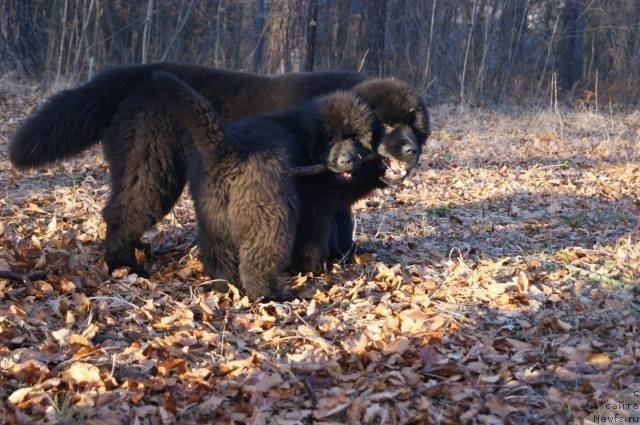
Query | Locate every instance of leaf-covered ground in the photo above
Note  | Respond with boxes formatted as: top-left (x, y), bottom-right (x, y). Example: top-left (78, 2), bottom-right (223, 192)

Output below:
top-left (1, 82), bottom-right (639, 424)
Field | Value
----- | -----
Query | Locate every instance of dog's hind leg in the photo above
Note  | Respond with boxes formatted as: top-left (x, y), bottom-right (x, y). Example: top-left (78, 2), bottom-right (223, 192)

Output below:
top-left (101, 94), bottom-right (188, 274)
top-left (194, 190), bottom-right (239, 285)
top-left (230, 157), bottom-right (298, 301)
top-left (236, 199), bottom-right (297, 301)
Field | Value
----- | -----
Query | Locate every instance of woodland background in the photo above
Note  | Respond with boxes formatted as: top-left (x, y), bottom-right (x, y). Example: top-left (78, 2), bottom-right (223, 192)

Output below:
top-left (1, 1), bottom-right (640, 424)
top-left (1, 88), bottom-right (639, 424)
top-left (2, 0), bottom-right (640, 105)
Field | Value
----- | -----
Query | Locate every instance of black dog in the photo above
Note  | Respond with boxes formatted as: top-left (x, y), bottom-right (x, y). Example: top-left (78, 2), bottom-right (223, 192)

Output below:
top-left (9, 63), bottom-right (367, 275)
top-left (152, 71), bottom-right (377, 301)
top-left (328, 78), bottom-right (431, 261)
top-left (284, 78), bottom-right (430, 273)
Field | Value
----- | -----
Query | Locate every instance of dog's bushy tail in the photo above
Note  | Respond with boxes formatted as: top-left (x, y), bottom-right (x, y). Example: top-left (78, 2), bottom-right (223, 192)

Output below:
top-left (9, 68), bottom-right (149, 168)
top-left (151, 71), bottom-right (226, 160)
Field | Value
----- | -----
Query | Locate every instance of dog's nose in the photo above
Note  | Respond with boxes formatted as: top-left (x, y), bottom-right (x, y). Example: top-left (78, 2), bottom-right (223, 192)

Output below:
top-left (336, 154), bottom-right (354, 170)
top-left (402, 144), bottom-right (418, 157)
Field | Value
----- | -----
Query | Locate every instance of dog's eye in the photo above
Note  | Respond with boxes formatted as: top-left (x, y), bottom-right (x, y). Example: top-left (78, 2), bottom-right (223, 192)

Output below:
top-left (404, 114), bottom-right (415, 125)
top-left (383, 123), bottom-right (394, 133)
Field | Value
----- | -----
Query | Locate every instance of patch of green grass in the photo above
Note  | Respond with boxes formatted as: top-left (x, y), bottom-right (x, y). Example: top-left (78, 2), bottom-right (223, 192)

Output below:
top-left (563, 210), bottom-right (627, 227)
top-left (49, 393), bottom-right (86, 425)
top-left (593, 210), bottom-right (627, 223)
top-left (66, 173), bottom-right (87, 185)
top-left (563, 213), bottom-right (587, 228)
top-left (430, 206), bottom-right (453, 217)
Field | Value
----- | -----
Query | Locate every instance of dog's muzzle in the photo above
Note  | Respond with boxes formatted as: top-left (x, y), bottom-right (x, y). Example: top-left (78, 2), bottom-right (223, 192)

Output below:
top-left (378, 126), bottom-right (420, 185)
top-left (327, 151), bottom-right (364, 182)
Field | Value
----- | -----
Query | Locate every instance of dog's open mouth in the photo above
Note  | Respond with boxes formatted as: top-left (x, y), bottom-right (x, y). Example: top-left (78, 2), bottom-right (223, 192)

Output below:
top-left (381, 157), bottom-right (408, 184)
top-left (336, 171), bottom-right (353, 182)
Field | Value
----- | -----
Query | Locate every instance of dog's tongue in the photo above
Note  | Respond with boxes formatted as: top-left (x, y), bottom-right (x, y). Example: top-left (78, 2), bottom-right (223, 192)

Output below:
top-left (384, 158), bottom-right (408, 180)
top-left (338, 171), bottom-right (352, 181)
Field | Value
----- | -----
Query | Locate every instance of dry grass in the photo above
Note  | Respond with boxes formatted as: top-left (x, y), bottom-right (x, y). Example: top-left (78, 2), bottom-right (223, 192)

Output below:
top-left (0, 83), bottom-right (639, 424)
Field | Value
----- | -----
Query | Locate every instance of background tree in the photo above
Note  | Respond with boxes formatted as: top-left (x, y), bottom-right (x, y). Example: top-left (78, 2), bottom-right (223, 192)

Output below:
top-left (557, 0), bottom-right (585, 93)
top-left (304, 0), bottom-right (318, 71)
top-left (1, 0), bottom-right (639, 105)
top-left (0, 0), bottom-right (44, 78)
top-left (363, 0), bottom-right (388, 76)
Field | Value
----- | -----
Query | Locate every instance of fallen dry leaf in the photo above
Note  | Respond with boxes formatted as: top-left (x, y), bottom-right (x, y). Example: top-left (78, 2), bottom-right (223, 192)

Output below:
top-left (9, 360), bottom-right (50, 384)
top-left (65, 362), bottom-right (102, 385)
top-left (485, 395), bottom-right (518, 418)
top-left (383, 336), bottom-right (411, 354)
top-left (517, 270), bottom-right (529, 292)
top-left (587, 352), bottom-right (612, 369)
top-left (8, 387), bottom-right (36, 405)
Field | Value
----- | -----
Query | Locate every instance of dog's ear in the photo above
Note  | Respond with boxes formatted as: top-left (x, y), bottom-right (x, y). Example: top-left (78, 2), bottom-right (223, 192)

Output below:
top-left (412, 97), bottom-right (430, 144)
top-left (369, 117), bottom-right (384, 151)
top-left (302, 113), bottom-right (325, 163)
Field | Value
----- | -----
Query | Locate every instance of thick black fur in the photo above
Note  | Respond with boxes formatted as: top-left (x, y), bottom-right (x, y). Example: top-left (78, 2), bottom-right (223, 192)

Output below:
top-left (327, 78), bottom-right (431, 260)
top-left (152, 71), bottom-right (376, 301)
top-left (9, 63), bottom-right (367, 274)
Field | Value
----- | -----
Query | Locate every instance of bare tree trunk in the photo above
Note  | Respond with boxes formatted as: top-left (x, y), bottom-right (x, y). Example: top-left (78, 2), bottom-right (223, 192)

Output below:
top-left (328, 0), bottom-right (350, 68)
top-left (219, 1), bottom-right (245, 68)
top-left (63, 0), bottom-right (78, 77)
top-left (497, 0), bottom-right (529, 102)
top-left (101, 1), bottom-right (127, 64)
top-left (88, 0), bottom-right (101, 79)
top-left (475, 0), bottom-right (499, 99)
top-left (627, 2), bottom-right (640, 62)
top-left (233, 3), bottom-right (246, 68)
top-left (304, 0), bottom-right (319, 71)
top-left (72, 0), bottom-right (95, 75)
top-left (343, 0), bottom-right (365, 69)
top-left (55, 0), bottom-right (69, 83)
top-left (557, 0), bottom-right (585, 93)
top-left (460, 0), bottom-right (478, 107)
top-left (421, 0), bottom-right (437, 90)
top-left (251, 0), bottom-right (266, 72)
top-left (0, 0), bottom-right (44, 78)
top-left (160, 0), bottom-right (197, 62)
top-left (213, 0), bottom-right (223, 66)
top-left (535, 5), bottom-right (561, 100)
top-left (264, 1), bottom-right (288, 73)
top-left (141, 0), bottom-right (153, 64)
top-left (363, 0), bottom-right (388, 76)
top-left (264, 0), bottom-right (305, 73)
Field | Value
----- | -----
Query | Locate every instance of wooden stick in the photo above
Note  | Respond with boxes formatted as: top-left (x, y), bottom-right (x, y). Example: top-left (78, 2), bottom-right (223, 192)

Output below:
top-left (287, 153), bottom-right (380, 176)
top-left (287, 163), bottom-right (330, 176)
top-left (0, 270), bottom-right (48, 281)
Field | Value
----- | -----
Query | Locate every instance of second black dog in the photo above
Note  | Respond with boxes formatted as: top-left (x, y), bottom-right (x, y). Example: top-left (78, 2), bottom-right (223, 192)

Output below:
top-left (328, 78), bottom-right (431, 261)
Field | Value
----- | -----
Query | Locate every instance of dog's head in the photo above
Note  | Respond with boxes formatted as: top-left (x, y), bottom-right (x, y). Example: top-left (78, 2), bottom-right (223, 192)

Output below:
top-left (353, 79), bottom-right (430, 185)
top-left (310, 92), bottom-right (381, 182)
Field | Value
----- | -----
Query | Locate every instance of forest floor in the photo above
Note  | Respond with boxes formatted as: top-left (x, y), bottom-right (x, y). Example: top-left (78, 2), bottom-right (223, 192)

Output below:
top-left (1, 81), bottom-right (639, 424)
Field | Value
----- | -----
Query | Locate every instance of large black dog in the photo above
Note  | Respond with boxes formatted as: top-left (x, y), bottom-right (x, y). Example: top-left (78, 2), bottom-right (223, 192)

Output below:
top-left (9, 63), bottom-right (367, 274)
top-left (304, 78), bottom-right (430, 264)
top-left (336, 78), bottom-right (430, 255)
top-left (152, 71), bottom-right (377, 301)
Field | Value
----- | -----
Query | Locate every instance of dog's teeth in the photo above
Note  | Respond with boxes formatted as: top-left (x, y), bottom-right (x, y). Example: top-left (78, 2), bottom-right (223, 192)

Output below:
top-left (390, 159), bottom-right (403, 171)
